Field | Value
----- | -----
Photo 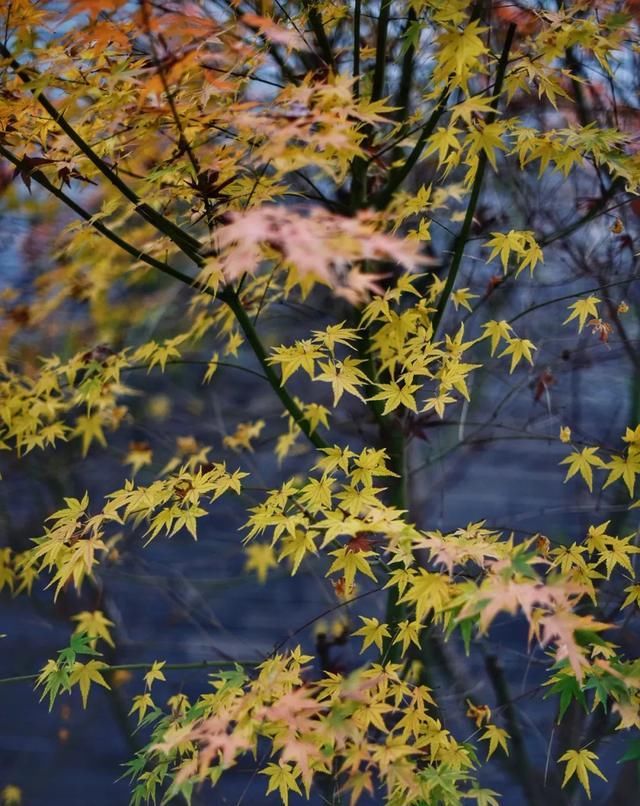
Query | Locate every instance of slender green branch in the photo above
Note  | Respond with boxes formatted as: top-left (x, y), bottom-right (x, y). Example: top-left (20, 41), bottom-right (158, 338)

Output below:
top-left (348, 298), bottom-right (406, 665)
top-left (379, 420), bottom-right (407, 665)
top-left (203, 62), bottom-right (285, 89)
top-left (0, 658), bottom-right (253, 687)
top-left (431, 163), bottom-right (487, 337)
top-left (140, 0), bottom-right (202, 183)
top-left (371, 0), bottom-right (391, 102)
top-left (431, 23), bottom-right (517, 339)
top-left (269, 586), bottom-right (382, 658)
top-left (355, 328), bottom-right (387, 433)
top-left (349, 155), bottom-right (368, 210)
top-left (220, 289), bottom-right (330, 450)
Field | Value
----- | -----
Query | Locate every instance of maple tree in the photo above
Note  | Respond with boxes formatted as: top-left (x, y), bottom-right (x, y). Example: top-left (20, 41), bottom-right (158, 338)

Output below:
top-left (2, 0), bottom-right (640, 804)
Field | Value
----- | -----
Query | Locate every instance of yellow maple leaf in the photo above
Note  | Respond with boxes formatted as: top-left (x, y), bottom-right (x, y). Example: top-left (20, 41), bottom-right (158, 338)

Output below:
top-left (244, 542), bottom-right (278, 584)
top-left (480, 724), bottom-right (510, 759)
top-left (498, 337), bottom-right (536, 372)
top-left (260, 761), bottom-right (302, 806)
top-left (223, 419), bottom-right (265, 452)
top-left (1, 786), bottom-right (22, 806)
top-left (369, 378), bottom-right (421, 415)
top-left (123, 441), bottom-right (153, 475)
top-left (72, 610), bottom-right (115, 648)
top-left (72, 413), bottom-right (107, 457)
top-left (559, 748), bottom-right (606, 799)
top-left (559, 447), bottom-right (605, 492)
top-left (326, 546), bottom-right (377, 590)
top-left (144, 660), bottom-right (166, 690)
top-left (451, 287), bottom-right (478, 311)
top-left (481, 320), bottom-right (513, 356)
top-left (603, 451), bottom-right (640, 496)
top-left (69, 660), bottom-right (110, 708)
top-left (315, 357), bottom-right (368, 405)
top-left (393, 619), bottom-right (423, 655)
top-left (564, 296), bottom-right (600, 333)
top-left (129, 692), bottom-right (155, 724)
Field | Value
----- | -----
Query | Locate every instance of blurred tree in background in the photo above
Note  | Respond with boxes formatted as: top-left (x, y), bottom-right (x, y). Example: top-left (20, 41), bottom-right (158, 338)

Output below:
top-left (2, 1), bottom-right (640, 804)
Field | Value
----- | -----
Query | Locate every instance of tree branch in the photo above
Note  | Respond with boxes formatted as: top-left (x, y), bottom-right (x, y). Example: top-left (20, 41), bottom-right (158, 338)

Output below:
top-left (0, 43), bottom-right (202, 260)
top-left (431, 23), bottom-right (517, 339)
top-left (372, 86), bottom-right (449, 209)
top-left (371, 0), bottom-right (391, 102)
top-left (0, 144), bottom-right (329, 450)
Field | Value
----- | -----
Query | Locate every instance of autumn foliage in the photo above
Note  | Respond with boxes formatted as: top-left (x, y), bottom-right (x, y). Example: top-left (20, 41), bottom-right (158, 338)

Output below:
top-left (2, 0), bottom-right (640, 804)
